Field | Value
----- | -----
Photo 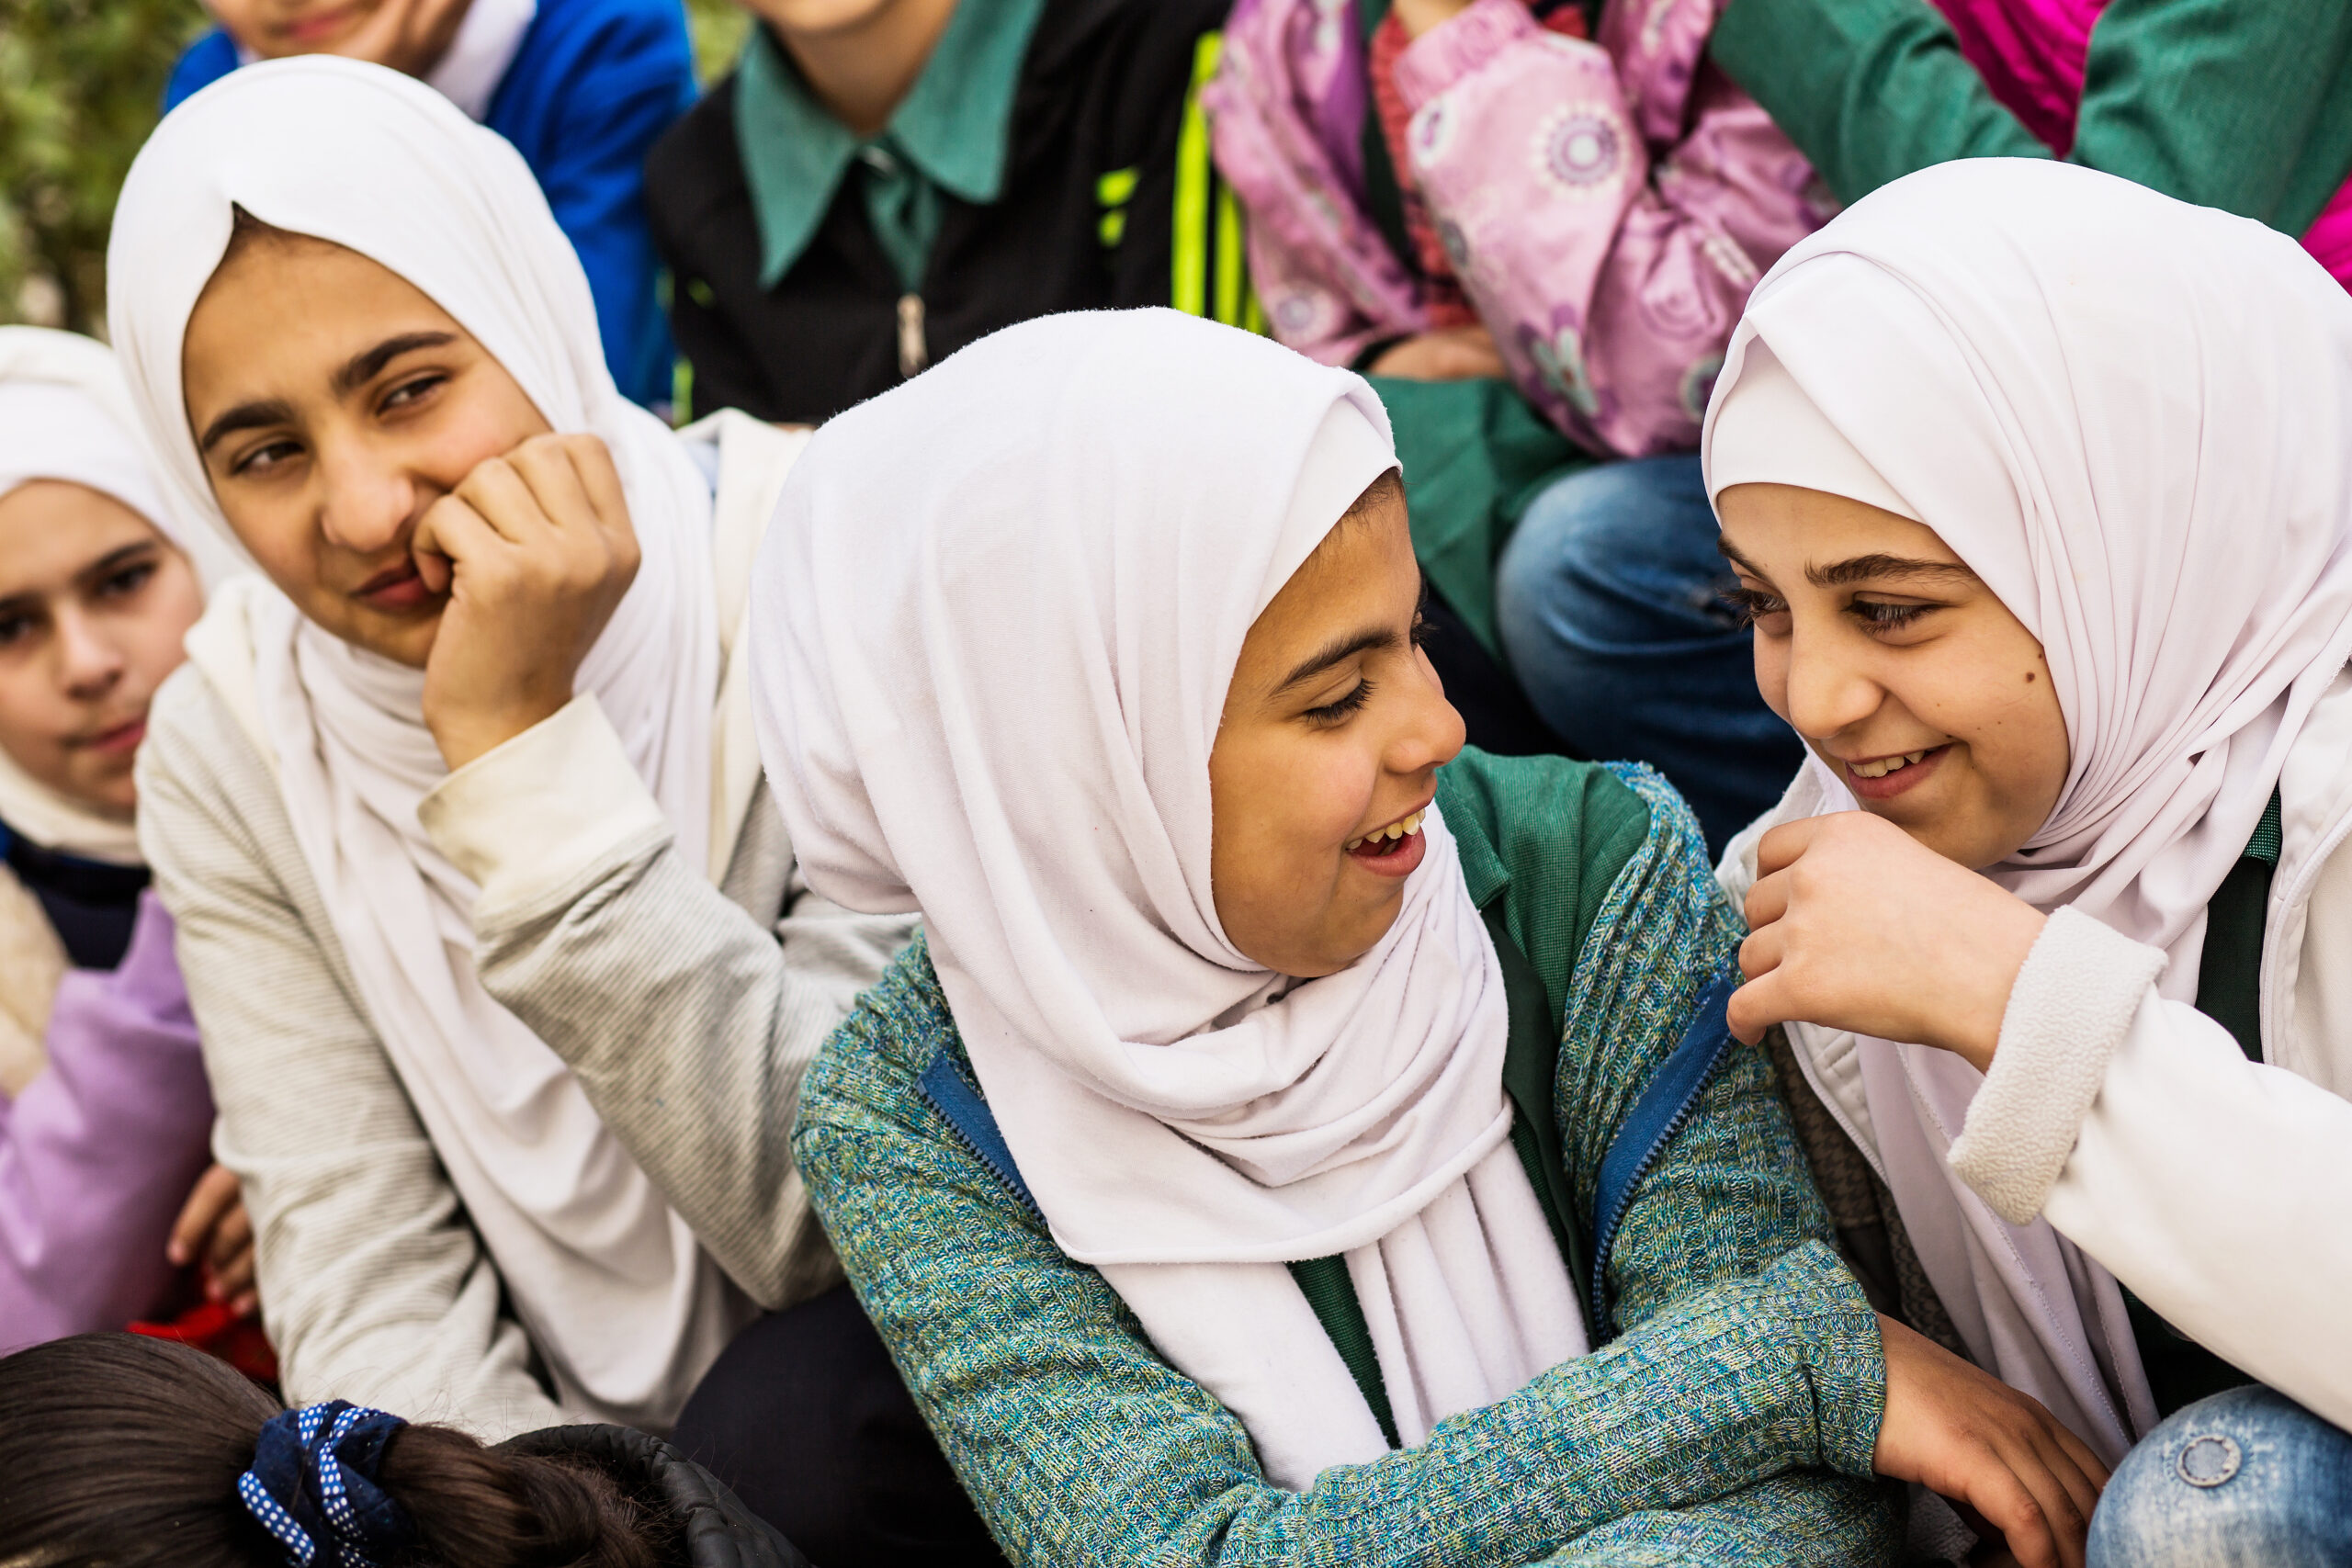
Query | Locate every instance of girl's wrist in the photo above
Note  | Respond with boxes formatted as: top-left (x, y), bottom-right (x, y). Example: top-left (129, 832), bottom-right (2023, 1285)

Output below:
top-left (1939, 901), bottom-right (2047, 1073)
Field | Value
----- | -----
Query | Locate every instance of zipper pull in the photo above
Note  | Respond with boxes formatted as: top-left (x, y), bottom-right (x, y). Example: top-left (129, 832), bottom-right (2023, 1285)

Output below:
top-left (897, 293), bottom-right (929, 378)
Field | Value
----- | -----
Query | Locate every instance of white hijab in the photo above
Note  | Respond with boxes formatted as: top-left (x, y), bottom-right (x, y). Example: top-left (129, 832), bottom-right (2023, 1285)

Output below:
top-left (752, 309), bottom-right (1585, 1488)
top-left (107, 58), bottom-right (746, 1427)
top-left (0, 327), bottom-right (225, 864)
top-left (1702, 158), bottom-right (2352, 1460)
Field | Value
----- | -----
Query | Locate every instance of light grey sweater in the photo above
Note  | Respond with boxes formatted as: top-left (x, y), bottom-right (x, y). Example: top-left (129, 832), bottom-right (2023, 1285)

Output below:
top-left (138, 660), bottom-right (908, 1436)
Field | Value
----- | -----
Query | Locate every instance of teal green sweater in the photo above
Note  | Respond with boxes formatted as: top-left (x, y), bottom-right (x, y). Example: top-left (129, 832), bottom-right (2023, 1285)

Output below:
top-left (792, 756), bottom-right (1898, 1566)
top-left (1712, 0), bottom-right (2352, 236)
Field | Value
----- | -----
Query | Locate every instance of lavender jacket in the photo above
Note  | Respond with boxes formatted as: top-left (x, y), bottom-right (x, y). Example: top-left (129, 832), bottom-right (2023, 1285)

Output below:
top-left (1207, 0), bottom-right (1833, 457)
top-left (0, 892), bottom-right (211, 1349)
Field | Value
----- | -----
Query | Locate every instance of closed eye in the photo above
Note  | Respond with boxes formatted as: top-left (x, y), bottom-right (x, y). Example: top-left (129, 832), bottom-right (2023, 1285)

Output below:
top-left (1847, 598), bottom-right (1935, 632)
top-left (1303, 679), bottom-right (1374, 726)
top-left (1724, 585), bottom-right (1786, 626)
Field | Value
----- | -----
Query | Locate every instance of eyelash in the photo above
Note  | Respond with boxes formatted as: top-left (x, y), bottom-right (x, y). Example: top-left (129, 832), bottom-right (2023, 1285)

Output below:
top-left (96, 561), bottom-right (156, 601)
top-left (1302, 614), bottom-right (1431, 726)
top-left (1724, 586), bottom-right (1784, 626)
top-left (1724, 588), bottom-right (1935, 635)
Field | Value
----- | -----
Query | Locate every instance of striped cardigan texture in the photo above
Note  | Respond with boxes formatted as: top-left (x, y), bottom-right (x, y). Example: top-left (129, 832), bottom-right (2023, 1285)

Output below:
top-left (793, 751), bottom-right (1901, 1566)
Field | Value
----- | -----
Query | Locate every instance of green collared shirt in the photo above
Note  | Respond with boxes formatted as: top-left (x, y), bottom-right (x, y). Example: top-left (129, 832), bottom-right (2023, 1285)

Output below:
top-left (732, 0), bottom-right (1047, 293)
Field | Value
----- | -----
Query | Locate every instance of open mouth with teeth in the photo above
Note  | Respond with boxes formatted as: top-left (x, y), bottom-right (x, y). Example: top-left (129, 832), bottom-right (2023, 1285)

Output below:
top-left (1840, 743), bottom-right (1953, 798)
top-left (1345, 807), bottom-right (1426, 859)
top-left (1849, 750), bottom-right (1934, 780)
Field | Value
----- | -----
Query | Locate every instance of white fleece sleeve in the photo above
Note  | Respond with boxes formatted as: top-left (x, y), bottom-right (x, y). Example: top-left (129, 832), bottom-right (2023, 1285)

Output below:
top-left (1951, 910), bottom-right (2352, 1430)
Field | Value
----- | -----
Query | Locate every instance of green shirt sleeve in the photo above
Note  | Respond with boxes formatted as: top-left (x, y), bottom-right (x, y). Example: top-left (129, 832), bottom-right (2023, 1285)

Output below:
top-left (1710, 0), bottom-right (2352, 234)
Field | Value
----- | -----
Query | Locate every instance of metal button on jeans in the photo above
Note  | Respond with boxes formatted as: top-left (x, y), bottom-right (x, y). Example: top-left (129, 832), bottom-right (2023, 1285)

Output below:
top-left (2177, 1433), bottom-right (2243, 1488)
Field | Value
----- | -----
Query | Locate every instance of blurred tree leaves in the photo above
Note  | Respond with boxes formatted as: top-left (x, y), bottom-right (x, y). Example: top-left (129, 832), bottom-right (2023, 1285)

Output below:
top-left (685, 0), bottom-right (748, 86)
top-left (2, 0), bottom-right (745, 336)
top-left (0, 0), bottom-right (205, 333)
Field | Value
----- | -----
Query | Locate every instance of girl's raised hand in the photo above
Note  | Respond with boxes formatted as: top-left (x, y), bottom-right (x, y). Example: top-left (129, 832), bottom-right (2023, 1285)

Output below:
top-left (1873, 1314), bottom-right (2109, 1568)
top-left (412, 433), bottom-right (641, 772)
top-left (167, 1163), bottom-right (259, 1320)
top-left (1729, 811), bottom-right (2045, 1072)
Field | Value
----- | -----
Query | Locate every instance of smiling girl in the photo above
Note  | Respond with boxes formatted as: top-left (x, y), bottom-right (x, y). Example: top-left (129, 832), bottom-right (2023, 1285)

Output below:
top-left (105, 58), bottom-right (910, 1448)
top-left (1708, 159), bottom-right (2352, 1563)
top-left (749, 308), bottom-right (2113, 1568)
top-left (0, 327), bottom-right (261, 1349)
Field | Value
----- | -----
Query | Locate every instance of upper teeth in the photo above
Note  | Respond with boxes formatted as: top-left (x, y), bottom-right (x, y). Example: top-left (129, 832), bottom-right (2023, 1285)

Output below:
top-left (1346, 808), bottom-right (1425, 852)
top-left (1850, 750), bottom-right (1929, 779)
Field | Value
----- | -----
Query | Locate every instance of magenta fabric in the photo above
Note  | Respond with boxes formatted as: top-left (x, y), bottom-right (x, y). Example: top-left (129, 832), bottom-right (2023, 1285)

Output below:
top-left (0, 891), bottom-right (212, 1350)
top-left (1928, 0), bottom-right (2352, 288)
top-left (1207, 0), bottom-right (1833, 458)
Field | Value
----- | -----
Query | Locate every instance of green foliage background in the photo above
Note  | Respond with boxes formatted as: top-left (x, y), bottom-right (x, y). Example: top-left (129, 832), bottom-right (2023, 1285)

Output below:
top-left (0, 0), bottom-right (749, 336)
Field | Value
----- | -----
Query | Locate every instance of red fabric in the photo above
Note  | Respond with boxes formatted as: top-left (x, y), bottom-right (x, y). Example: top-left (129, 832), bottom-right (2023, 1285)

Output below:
top-left (130, 1300), bottom-right (278, 1385)
top-left (1367, 3), bottom-right (1589, 328)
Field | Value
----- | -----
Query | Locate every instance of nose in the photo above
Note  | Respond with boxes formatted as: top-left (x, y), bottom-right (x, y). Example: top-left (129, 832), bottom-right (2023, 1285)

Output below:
top-left (1781, 622), bottom-right (1883, 742)
top-left (53, 607), bottom-right (126, 702)
top-left (1390, 643), bottom-right (1468, 777)
top-left (314, 440), bottom-right (420, 556)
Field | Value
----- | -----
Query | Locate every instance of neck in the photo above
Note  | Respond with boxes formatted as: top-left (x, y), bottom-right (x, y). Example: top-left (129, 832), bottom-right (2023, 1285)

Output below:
top-left (773, 0), bottom-right (961, 138)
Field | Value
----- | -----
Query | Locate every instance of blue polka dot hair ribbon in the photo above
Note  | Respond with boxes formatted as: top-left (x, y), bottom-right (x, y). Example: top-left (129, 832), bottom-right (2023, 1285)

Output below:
top-left (236, 1402), bottom-right (416, 1568)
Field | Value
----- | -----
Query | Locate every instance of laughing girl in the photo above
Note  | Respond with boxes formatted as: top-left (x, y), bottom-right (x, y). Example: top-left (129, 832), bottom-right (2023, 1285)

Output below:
top-left (1711, 158), bottom-right (2352, 1563)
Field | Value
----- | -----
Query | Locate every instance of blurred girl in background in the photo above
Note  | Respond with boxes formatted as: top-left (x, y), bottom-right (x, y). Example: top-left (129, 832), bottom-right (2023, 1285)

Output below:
top-left (0, 326), bottom-right (256, 1353)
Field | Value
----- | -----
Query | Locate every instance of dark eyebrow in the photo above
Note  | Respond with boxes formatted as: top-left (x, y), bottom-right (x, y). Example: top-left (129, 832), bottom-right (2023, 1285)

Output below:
top-left (1804, 553), bottom-right (1979, 590)
top-left (1716, 537), bottom-right (1976, 591)
top-left (198, 398), bottom-right (297, 456)
top-left (77, 542), bottom-right (158, 586)
top-left (331, 331), bottom-right (458, 398)
top-left (198, 330), bottom-right (460, 456)
top-left (1275, 626), bottom-right (1398, 695)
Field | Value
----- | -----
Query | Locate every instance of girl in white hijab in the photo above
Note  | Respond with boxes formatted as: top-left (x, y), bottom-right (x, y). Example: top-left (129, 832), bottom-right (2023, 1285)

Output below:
top-left (0, 326), bottom-right (256, 1348)
top-left (1711, 157), bottom-right (2352, 1564)
top-left (758, 308), bottom-right (2106, 1568)
top-left (107, 58), bottom-right (907, 1440)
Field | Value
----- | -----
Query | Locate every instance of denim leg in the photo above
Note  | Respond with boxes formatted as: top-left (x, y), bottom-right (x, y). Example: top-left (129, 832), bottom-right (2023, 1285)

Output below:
top-left (1494, 455), bottom-right (1803, 851)
top-left (2088, 1385), bottom-right (2352, 1568)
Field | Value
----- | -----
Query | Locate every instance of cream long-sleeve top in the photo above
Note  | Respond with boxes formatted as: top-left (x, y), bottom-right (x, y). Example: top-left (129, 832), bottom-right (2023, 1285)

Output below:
top-left (1721, 667), bottom-right (2352, 1439)
top-left (140, 666), bottom-right (907, 1435)
top-left (136, 415), bottom-right (911, 1436)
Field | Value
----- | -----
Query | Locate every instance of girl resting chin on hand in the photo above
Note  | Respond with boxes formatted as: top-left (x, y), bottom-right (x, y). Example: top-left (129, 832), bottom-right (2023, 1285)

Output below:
top-left (1709, 158), bottom-right (2352, 1566)
top-left (754, 307), bottom-right (2106, 1568)
top-left (106, 58), bottom-right (913, 1468)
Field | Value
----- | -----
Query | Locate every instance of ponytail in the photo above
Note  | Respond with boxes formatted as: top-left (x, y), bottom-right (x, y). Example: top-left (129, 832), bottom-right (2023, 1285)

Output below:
top-left (0, 1335), bottom-right (673, 1568)
top-left (378, 1423), bottom-right (671, 1568)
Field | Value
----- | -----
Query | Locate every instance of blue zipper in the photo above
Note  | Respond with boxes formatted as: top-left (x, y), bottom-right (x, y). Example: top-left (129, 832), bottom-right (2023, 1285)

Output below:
top-left (1586, 974), bottom-right (1739, 1339)
top-left (917, 1048), bottom-right (1043, 1223)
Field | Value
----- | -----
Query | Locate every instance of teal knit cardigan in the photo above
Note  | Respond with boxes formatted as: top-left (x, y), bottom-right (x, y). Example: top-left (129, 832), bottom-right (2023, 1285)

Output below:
top-left (792, 753), bottom-right (1900, 1566)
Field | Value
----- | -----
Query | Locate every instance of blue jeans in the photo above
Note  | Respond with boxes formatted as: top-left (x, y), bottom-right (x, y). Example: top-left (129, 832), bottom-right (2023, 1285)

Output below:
top-left (2088, 1386), bottom-right (2352, 1568)
top-left (1494, 456), bottom-right (1803, 851)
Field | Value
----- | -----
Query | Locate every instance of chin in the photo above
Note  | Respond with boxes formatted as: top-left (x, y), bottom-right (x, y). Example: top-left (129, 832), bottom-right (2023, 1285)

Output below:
top-left (745, 0), bottom-right (902, 36)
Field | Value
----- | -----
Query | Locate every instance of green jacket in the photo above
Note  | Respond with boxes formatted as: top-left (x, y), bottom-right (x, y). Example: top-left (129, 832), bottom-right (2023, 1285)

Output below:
top-left (1712, 0), bottom-right (2352, 237)
top-left (792, 754), bottom-right (1898, 1566)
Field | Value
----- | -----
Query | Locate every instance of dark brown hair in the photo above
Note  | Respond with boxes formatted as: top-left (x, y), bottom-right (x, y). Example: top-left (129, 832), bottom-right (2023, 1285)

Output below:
top-left (1341, 467), bottom-right (1406, 526)
top-left (0, 1335), bottom-right (675, 1568)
